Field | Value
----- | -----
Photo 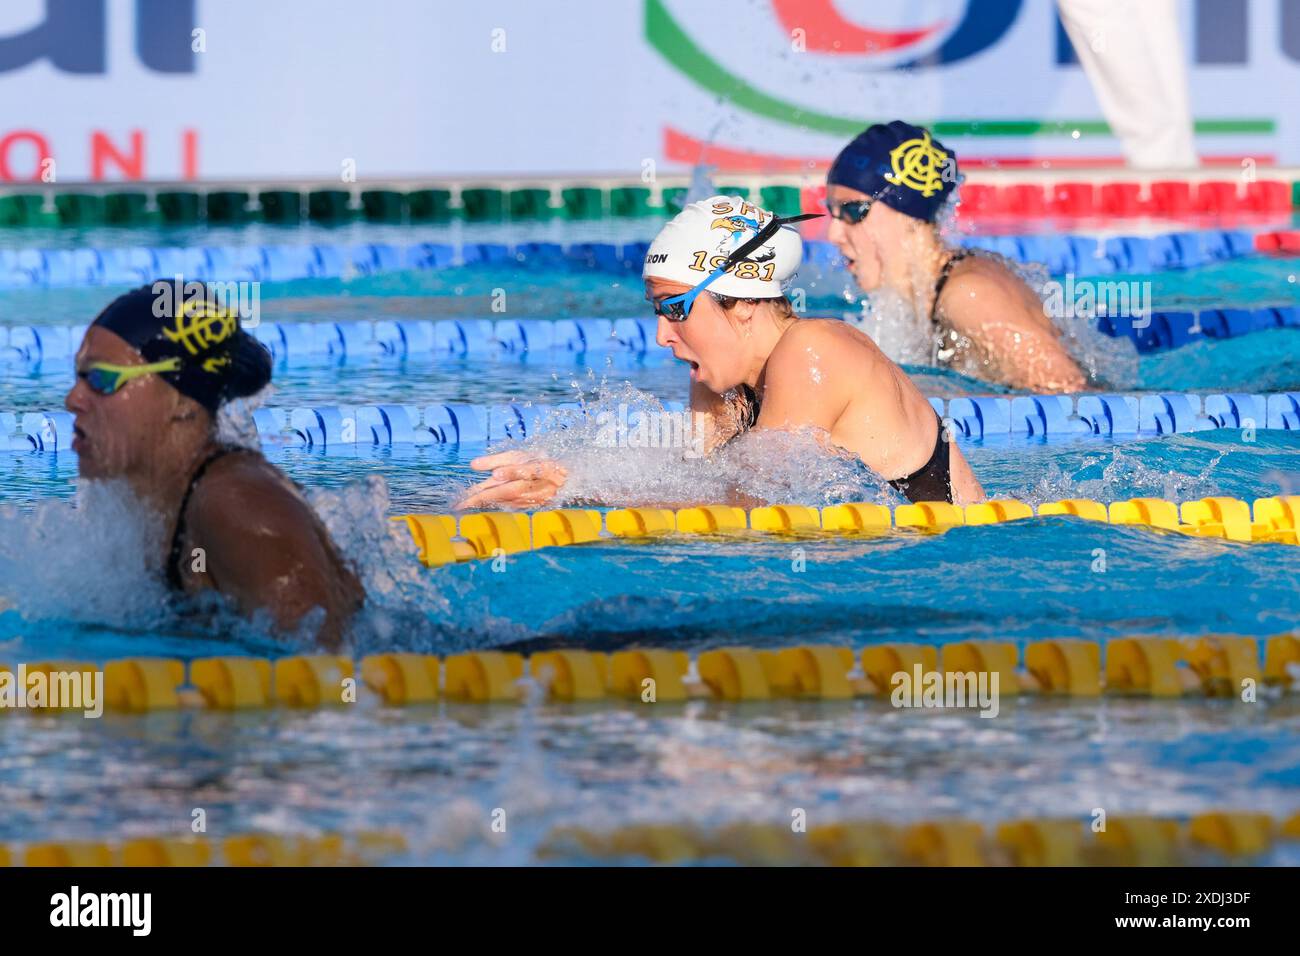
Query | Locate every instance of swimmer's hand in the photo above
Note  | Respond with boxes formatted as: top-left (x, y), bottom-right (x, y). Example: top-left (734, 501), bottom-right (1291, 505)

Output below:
top-left (455, 451), bottom-right (568, 510)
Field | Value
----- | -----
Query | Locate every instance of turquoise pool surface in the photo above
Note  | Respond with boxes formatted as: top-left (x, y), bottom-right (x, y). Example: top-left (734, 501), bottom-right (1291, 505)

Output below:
top-left (1, 224), bottom-right (1298, 864)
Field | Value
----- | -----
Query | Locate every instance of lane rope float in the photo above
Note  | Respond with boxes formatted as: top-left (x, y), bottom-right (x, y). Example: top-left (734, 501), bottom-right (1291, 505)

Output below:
top-left (3, 634), bottom-right (1297, 714)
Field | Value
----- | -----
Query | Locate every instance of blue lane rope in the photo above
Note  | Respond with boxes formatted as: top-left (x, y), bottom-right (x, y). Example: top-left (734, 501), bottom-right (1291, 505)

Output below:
top-left (0, 223), bottom-right (1264, 293)
top-left (5, 391), bottom-right (1297, 453)
top-left (2, 294), bottom-right (1297, 371)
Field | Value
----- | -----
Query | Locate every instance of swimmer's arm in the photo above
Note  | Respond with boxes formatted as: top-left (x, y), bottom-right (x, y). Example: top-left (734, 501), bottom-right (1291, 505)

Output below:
top-left (457, 453), bottom-right (568, 510)
top-left (457, 379), bottom-right (775, 509)
top-left (189, 471), bottom-right (360, 650)
top-left (943, 273), bottom-right (1087, 392)
top-left (456, 382), bottom-right (733, 510)
top-left (690, 379), bottom-right (742, 453)
top-left (456, 450), bottom-right (763, 510)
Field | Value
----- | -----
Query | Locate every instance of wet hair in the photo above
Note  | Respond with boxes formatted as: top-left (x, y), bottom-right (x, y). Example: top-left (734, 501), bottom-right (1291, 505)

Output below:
top-left (710, 293), bottom-right (798, 323)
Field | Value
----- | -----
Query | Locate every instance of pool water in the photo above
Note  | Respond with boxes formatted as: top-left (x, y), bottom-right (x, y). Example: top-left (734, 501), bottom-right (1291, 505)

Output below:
top-left (1, 222), bottom-right (1298, 865)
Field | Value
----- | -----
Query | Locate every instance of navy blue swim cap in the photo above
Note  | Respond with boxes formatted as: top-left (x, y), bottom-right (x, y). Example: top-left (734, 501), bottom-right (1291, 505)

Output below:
top-left (91, 281), bottom-right (272, 414)
top-left (827, 121), bottom-right (957, 222)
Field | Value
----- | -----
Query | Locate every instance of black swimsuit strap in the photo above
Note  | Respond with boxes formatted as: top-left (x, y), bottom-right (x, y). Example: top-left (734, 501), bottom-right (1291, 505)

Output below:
top-left (887, 411), bottom-right (953, 504)
top-left (166, 445), bottom-right (245, 590)
top-left (737, 383), bottom-right (761, 430)
top-left (930, 250), bottom-right (972, 326)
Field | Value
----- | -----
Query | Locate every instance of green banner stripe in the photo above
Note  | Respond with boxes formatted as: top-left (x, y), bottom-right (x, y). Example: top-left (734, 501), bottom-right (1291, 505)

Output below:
top-left (935, 119), bottom-right (1273, 136)
top-left (645, 0), bottom-right (1274, 138)
top-left (645, 0), bottom-right (864, 137)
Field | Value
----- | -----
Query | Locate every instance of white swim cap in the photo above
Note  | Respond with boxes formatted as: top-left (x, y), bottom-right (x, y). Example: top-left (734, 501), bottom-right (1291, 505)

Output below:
top-left (642, 195), bottom-right (803, 299)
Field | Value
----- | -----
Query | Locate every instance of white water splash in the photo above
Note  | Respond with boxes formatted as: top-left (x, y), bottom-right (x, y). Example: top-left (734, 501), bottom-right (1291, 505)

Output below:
top-left (0, 480), bottom-right (171, 627)
top-left (0, 469), bottom-right (489, 654)
top-left (480, 382), bottom-right (897, 508)
top-left (851, 286), bottom-right (940, 365)
top-left (215, 383), bottom-right (274, 449)
top-left (1016, 444), bottom-right (1229, 505)
top-left (1015, 259), bottom-right (1139, 388)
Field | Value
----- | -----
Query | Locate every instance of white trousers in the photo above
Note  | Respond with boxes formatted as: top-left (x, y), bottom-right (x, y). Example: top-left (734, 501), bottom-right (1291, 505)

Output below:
top-left (1057, 0), bottom-right (1199, 168)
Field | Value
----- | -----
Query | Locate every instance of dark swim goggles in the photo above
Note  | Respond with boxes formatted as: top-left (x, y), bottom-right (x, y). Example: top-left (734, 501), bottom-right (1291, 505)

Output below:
top-left (653, 211), bottom-right (823, 322)
top-left (826, 197), bottom-right (876, 224)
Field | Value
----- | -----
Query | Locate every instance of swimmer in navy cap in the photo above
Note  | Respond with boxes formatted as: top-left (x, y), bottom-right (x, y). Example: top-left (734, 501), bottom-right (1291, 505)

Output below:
top-left (65, 282), bottom-right (362, 647)
top-left (458, 196), bottom-right (984, 508)
top-left (827, 121), bottom-right (1086, 392)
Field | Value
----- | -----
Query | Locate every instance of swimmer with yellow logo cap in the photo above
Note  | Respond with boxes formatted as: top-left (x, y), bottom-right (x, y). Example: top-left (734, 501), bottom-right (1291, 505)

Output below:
top-left (66, 283), bottom-right (363, 648)
top-left (459, 195), bottom-right (984, 508)
top-left (827, 121), bottom-right (1086, 392)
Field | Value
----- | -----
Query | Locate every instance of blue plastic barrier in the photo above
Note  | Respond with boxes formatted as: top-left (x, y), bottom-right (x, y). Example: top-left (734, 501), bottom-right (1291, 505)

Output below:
top-left (1266, 393), bottom-right (1300, 429)
top-left (565, 243), bottom-right (622, 271)
top-left (947, 397), bottom-right (1011, 439)
top-left (0, 411), bottom-right (16, 451)
top-left (350, 243), bottom-right (402, 276)
top-left (1138, 393), bottom-right (1212, 434)
top-left (619, 241), bottom-right (651, 271)
top-left (1076, 394), bottom-right (1139, 435)
top-left (252, 408), bottom-right (286, 443)
top-left (488, 404), bottom-right (525, 442)
top-left (1203, 393), bottom-right (1268, 429)
top-left (0, 219), bottom-right (1265, 294)
top-left (514, 243), bottom-right (567, 268)
top-left (391, 320), bottom-right (434, 356)
top-left (425, 404), bottom-right (489, 444)
top-left (289, 406), bottom-right (360, 447)
top-left (11, 390), bottom-right (1300, 459)
top-left (260, 244), bottom-right (315, 282)
top-left (335, 321), bottom-right (375, 359)
top-left (462, 243), bottom-right (511, 267)
top-left (20, 411), bottom-right (74, 451)
top-left (404, 243), bottom-right (457, 270)
top-left (434, 319), bottom-right (494, 356)
top-left (1010, 394), bottom-right (1084, 436)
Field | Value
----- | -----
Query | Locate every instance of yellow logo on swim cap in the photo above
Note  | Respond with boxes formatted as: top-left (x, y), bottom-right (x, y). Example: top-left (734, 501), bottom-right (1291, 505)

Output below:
top-left (162, 298), bottom-right (237, 357)
top-left (885, 131), bottom-right (948, 198)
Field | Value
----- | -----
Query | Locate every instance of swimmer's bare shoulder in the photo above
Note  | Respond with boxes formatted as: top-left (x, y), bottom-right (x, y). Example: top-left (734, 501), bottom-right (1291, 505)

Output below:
top-left (771, 318), bottom-right (907, 390)
top-left (185, 454), bottom-right (363, 648)
top-left (770, 317), bottom-right (889, 370)
top-left (943, 256), bottom-right (1045, 319)
top-left (760, 319), bottom-right (893, 429)
top-left (940, 258), bottom-right (1086, 392)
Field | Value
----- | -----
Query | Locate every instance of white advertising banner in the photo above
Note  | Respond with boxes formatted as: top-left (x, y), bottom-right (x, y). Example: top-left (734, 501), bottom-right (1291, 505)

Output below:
top-left (0, 0), bottom-right (1294, 182)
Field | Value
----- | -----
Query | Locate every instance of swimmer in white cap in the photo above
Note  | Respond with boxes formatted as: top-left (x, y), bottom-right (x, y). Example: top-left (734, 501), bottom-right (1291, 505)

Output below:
top-left (458, 195), bottom-right (984, 509)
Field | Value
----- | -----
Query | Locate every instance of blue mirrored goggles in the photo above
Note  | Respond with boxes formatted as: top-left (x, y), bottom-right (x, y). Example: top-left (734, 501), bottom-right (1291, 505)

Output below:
top-left (653, 263), bottom-right (727, 321)
top-left (652, 211), bottom-right (822, 322)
